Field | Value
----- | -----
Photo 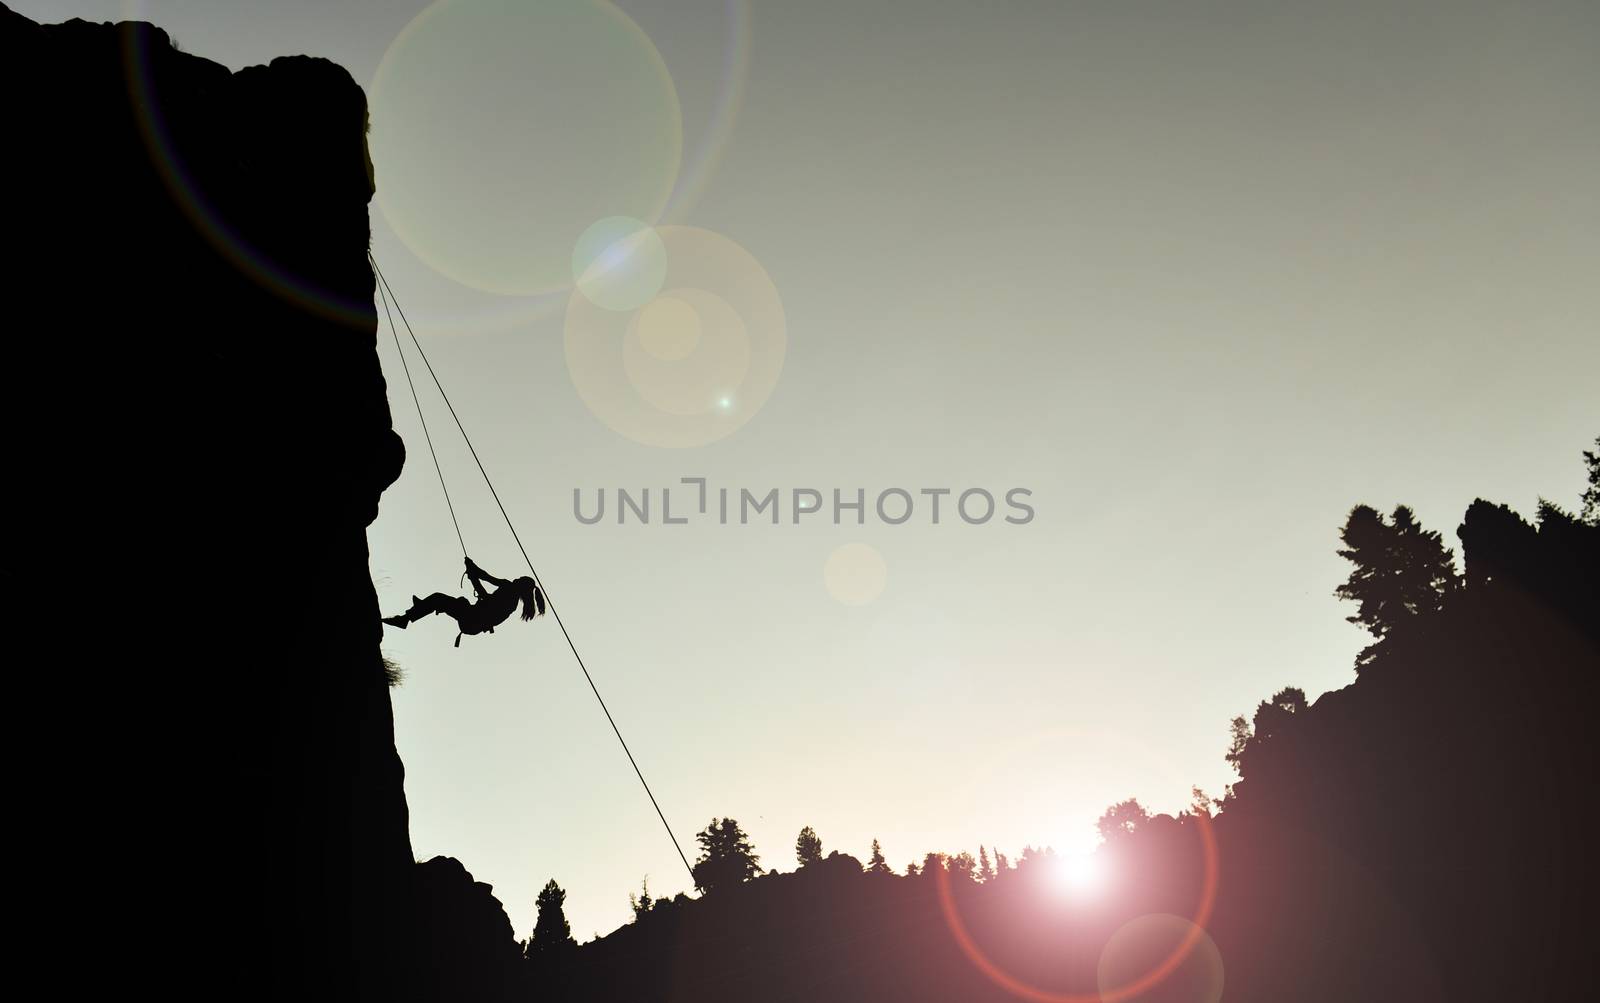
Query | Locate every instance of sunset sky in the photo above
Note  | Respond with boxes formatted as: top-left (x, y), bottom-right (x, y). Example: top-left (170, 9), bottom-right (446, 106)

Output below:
top-left (23, 0), bottom-right (1597, 940)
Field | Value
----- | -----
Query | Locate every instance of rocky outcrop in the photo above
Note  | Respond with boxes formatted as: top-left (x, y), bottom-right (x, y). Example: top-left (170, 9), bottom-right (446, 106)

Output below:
top-left (3, 5), bottom-right (410, 997)
top-left (412, 857), bottom-right (528, 1003)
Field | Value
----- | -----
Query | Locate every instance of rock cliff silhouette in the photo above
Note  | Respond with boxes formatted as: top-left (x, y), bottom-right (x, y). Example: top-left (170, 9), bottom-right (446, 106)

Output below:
top-left (4, 5), bottom-right (411, 998)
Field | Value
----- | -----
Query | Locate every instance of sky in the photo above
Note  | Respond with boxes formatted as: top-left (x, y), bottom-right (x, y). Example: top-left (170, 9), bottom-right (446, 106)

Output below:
top-left (22, 0), bottom-right (1597, 941)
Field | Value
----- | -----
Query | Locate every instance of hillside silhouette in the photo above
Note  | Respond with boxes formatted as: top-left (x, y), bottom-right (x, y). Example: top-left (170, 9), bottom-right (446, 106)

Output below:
top-left (8, 5), bottom-right (1594, 1000)
top-left (374, 446), bottom-right (1597, 1003)
top-left (509, 445), bottom-right (1594, 1003)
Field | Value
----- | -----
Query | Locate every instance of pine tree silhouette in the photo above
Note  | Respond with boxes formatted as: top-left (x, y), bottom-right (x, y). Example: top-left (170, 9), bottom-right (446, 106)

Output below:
top-left (692, 817), bottom-right (761, 894)
top-left (525, 879), bottom-right (575, 960)
top-left (795, 826), bottom-right (823, 867)
top-left (866, 838), bottom-right (891, 874)
top-left (1335, 504), bottom-right (1461, 669)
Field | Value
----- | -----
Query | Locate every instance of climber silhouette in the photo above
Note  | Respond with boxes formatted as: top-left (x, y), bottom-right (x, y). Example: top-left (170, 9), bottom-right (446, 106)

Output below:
top-left (384, 557), bottom-right (545, 646)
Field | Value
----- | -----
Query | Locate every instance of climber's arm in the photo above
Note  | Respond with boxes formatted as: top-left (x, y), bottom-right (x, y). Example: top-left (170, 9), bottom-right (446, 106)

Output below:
top-left (464, 556), bottom-right (511, 595)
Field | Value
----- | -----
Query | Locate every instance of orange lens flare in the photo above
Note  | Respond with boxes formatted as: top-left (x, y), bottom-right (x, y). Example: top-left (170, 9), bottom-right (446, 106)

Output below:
top-left (933, 815), bottom-right (1219, 1003)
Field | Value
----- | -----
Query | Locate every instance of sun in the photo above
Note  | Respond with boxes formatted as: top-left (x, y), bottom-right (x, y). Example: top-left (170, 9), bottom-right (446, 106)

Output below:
top-left (1049, 850), bottom-right (1107, 897)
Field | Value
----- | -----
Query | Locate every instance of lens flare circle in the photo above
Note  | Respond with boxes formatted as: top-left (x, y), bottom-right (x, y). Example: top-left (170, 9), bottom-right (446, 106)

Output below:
top-left (1097, 914), bottom-right (1225, 1003)
top-left (371, 0), bottom-right (683, 296)
top-left (824, 543), bottom-right (888, 606)
top-left (623, 288), bottom-right (749, 415)
top-left (367, 0), bottom-right (748, 338)
top-left (633, 294), bottom-right (704, 360)
top-left (573, 216), bottom-right (668, 311)
top-left (933, 814), bottom-right (1219, 1003)
top-left (564, 225), bottom-right (785, 448)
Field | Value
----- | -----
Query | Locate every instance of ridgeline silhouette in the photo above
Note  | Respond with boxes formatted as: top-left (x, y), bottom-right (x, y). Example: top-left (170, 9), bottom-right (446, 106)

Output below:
top-left (10, 6), bottom-right (1593, 999)
top-left (521, 446), bottom-right (1599, 1002)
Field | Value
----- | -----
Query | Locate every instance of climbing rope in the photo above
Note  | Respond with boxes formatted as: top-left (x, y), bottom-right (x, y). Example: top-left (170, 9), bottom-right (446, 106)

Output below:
top-left (371, 254), bottom-right (697, 885)
top-left (376, 277), bottom-right (467, 558)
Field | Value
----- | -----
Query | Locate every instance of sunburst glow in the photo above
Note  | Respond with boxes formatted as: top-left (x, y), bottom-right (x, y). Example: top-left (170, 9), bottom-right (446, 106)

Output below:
top-left (1050, 851), bottom-right (1106, 897)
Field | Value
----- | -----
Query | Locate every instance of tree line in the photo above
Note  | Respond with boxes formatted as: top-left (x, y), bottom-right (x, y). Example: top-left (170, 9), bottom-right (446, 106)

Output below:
top-left (505, 438), bottom-right (1597, 1001)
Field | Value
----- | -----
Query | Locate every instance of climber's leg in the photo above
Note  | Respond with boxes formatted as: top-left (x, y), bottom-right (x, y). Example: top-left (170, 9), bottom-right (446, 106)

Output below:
top-left (385, 593), bottom-right (472, 629)
top-left (412, 593), bottom-right (472, 620)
